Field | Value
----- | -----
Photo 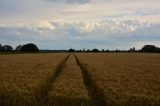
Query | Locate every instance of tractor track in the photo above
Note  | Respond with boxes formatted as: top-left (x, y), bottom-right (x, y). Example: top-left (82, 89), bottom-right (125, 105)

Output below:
top-left (74, 54), bottom-right (106, 106)
top-left (39, 54), bottom-right (70, 106)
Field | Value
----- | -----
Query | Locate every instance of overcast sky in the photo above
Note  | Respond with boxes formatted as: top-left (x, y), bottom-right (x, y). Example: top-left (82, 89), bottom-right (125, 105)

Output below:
top-left (0, 0), bottom-right (160, 50)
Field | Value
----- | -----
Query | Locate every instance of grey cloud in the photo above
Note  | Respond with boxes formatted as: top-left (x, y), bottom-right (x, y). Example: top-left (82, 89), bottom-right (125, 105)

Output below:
top-left (0, 27), bottom-right (39, 42)
top-left (46, 0), bottom-right (91, 4)
top-left (1, 19), bottom-right (160, 49)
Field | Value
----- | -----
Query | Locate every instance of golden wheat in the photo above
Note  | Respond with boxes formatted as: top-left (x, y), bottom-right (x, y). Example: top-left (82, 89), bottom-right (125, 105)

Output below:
top-left (1, 53), bottom-right (159, 106)
top-left (48, 55), bottom-right (89, 106)
top-left (76, 53), bottom-right (160, 106)
top-left (0, 53), bottom-right (68, 106)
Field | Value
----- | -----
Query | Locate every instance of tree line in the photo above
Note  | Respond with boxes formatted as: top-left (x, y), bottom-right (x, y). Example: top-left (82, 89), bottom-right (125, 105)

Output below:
top-left (69, 45), bottom-right (160, 53)
top-left (0, 43), bottom-right (160, 53)
top-left (0, 43), bottom-right (39, 52)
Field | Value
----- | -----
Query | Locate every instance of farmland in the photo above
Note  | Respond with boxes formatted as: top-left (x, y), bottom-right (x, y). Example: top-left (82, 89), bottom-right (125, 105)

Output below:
top-left (76, 53), bottom-right (160, 106)
top-left (0, 53), bottom-right (160, 106)
top-left (0, 53), bottom-right (68, 106)
top-left (48, 55), bottom-right (89, 106)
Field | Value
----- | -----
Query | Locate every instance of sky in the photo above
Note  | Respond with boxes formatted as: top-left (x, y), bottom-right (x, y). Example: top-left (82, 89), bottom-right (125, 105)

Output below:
top-left (0, 0), bottom-right (160, 50)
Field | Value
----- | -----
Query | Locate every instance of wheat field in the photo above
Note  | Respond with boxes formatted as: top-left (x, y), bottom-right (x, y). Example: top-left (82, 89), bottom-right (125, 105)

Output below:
top-left (0, 53), bottom-right (160, 106)
top-left (76, 53), bottom-right (160, 106)
top-left (48, 55), bottom-right (89, 106)
top-left (0, 53), bottom-right (68, 106)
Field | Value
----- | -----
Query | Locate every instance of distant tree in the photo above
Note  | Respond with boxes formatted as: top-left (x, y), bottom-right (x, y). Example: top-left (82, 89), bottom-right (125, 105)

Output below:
top-left (86, 49), bottom-right (90, 52)
top-left (115, 49), bottom-right (120, 52)
top-left (83, 48), bottom-right (85, 52)
top-left (105, 50), bottom-right (110, 52)
top-left (76, 49), bottom-right (83, 52)
top-left (133, 47), bottom-right (135, 51)
top-left (141, 45), bottom-right (160, 53)
top-left (129, 47), bottom-right (136, 52)
top-left (0, 43), bottom-right (2, 51)
top-left (68, 48), bottom-right (75, 52)
top-left (2, 45), bottom-right (13, 51)
top-left (20, 43), bottom-right (39, 52)
top-left (102, 49), bottom-right (105, 52)
top-left (15, 45), bottom-right (23, 51)
top-left (92, 48), bottom-right (99, 52)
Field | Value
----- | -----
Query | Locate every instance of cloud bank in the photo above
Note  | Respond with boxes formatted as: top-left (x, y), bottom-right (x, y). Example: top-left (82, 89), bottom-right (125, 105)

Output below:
top-left (0, 0), bottom-right (160, 49)
top-left (46, 0), bottom-right (91, 4)
top-left (1, 19), bottom-right (160, 49)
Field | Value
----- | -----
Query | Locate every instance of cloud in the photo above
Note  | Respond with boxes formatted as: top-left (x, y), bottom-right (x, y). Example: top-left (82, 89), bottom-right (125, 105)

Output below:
top-left (0, 0), bottom-right (160, 49)
top-left (0, 0), bottom-right (160, 23)
top-left (1, 19), bottom-right (160, 49)
top-left (133, 41), bottom-right (160, 49)
top-left (46, 0), bottom-right (91, 4)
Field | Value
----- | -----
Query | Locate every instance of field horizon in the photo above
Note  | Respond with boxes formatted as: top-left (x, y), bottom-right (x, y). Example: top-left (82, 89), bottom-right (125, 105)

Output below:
top-left (1, 0), bottom-right (160, 105)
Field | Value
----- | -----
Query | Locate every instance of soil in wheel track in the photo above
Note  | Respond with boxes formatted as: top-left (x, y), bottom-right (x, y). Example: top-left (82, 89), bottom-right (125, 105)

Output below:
top-left (39, 54), bottom-right (70, 106)
top-left (74, 54), bottom-right (106, 106)
top-left (47, 54), bottom-right (90, 106)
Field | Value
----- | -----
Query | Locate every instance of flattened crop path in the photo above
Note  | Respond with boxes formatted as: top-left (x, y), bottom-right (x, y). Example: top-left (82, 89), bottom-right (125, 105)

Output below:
top-left (40, 54), bottom-right (104, 106)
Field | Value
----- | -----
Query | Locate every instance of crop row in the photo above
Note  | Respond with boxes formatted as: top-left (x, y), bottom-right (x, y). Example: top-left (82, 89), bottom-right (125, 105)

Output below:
top-left (0, 53), bottom-right (68, 106)
top-left (48, 55), bottom-right (89, 106)
top-left (76, 53), bottom-right (160, 106)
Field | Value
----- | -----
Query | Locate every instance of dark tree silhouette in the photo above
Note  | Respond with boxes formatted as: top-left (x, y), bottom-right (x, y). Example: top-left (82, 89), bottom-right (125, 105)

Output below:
top-left (129, 47), bottom-right (136, 52)
top-left (20, 43), bottom-right (39, 52)
top-left (15, 45), bottom-right (23, 51)
top-left (115, 49), bottom-right (120, 52)
top-left (92, 48), bottom-right (99, 52)
top-left (83, 48), bottom-right (85, 52)
top-left (86, 49), bottom-right (90, 52)
top-left (106, 50), bottom-right (110, 52)
top-left (141, 45), bottom-right (160, 53)
top-left (68, 48), bottom-right (75, 52)
top-left (101, 49), bottom-right (105, 52)
top-left (2, 45), bottom-right (13, 51)
top-left (0, 43), bottom-right (2, 51)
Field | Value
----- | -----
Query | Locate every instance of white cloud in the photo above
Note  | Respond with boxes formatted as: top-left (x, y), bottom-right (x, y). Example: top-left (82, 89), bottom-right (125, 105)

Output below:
top-left (134, 41), bottom-right (160, 49)
top-left (0, 0), bottom-right (160, 49)
top-left (0, 19), bottom-right (160, 49)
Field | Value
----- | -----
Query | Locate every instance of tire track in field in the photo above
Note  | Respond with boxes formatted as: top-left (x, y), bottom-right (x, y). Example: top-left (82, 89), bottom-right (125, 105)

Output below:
top-left (47, 54), bottom-right (90, 106)
top-left (74, 54), bottom-right (106, 106)
top-left (39, 54), bottom-right (70, 106)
